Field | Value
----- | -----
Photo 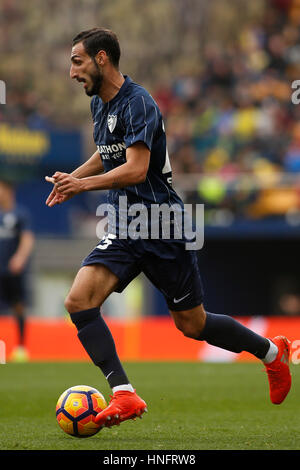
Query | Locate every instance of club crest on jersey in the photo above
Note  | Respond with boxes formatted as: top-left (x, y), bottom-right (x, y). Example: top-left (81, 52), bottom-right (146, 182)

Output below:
top-left (107, 114), bottom-right (117, 133)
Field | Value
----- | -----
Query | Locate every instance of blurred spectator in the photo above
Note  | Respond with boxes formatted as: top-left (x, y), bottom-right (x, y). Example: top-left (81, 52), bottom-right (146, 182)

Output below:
top-left (279, 292), bottom-right (300, 315)
top-left (0, 180), bottom-right (35, 361)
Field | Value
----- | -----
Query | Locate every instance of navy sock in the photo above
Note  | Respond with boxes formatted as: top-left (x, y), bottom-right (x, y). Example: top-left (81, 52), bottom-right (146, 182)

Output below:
top-left (16, 315), bottom-right (25, 345)
top-left (198, 312), bottom-right (270, 359)
top-left (70, 307), bottom-right (130, 388)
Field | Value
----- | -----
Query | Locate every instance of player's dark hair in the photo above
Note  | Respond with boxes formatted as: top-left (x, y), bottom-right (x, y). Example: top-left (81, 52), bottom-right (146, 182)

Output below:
top-left (72, 28), bottom-right (121, 68)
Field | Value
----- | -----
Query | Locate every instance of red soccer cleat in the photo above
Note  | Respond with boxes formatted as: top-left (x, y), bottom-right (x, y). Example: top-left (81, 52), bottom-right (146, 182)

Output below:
top-left (95, 390), bottom-right (147, 428)
top-left (264, 336), bottom-right (291, 405)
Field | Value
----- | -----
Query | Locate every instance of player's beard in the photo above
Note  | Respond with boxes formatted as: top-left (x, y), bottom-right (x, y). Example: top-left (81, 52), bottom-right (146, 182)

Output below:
top-left (85, 62), bottom-right (103, 97)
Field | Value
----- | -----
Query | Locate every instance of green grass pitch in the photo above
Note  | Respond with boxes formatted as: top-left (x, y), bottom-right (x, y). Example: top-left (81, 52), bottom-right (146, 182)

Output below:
top-left (0, 361), bottom-right (299, 450)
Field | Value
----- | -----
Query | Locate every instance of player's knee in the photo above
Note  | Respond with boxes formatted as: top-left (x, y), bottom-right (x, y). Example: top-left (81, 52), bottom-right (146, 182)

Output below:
top-left (180, 324), bottom-right (205, 339)
top-left (64, 291), bottom-right (103, 314)
top-left (64, 295), bottom-right (83, 314)
top-left (171, 307), bottom-right (206, 339)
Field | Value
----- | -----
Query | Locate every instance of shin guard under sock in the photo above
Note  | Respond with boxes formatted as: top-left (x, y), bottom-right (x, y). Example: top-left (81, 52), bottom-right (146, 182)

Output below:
top-left (198, 312), bottom-right (270, 359)
top-left (70, 307), bottom-right (130, 388)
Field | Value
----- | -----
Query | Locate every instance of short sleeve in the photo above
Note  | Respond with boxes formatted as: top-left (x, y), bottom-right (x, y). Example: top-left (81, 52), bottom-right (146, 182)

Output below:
top-left (123, 94), bottom-right (158, 150)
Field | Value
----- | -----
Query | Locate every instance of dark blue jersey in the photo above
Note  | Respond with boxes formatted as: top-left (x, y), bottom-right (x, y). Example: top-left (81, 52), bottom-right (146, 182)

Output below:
top-left (0, 205), bottom-right (31, 274)
top-left (83, 77), bottom-right (202, 306)
top-left (91, 75), bottom-right (184, 212)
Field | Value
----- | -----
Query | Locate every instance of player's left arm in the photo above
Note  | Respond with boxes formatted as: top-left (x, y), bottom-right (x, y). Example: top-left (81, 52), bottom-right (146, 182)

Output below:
top-left (50, 142), bottom-right (150, 195)
top-left (50, 94), bottom-right (157, 195)
top-left (8, 230), bottom-right (35, 275)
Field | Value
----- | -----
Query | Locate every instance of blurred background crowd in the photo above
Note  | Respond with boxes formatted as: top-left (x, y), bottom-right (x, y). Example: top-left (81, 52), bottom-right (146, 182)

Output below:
top-left (1, 0), bottom-right (300, 224)
top-left (1, 0), bottom-right (300, 319)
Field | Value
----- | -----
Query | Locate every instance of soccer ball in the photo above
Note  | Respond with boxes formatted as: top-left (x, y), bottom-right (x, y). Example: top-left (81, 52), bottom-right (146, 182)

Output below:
top-left (56, 385), bottom-right (107, 438)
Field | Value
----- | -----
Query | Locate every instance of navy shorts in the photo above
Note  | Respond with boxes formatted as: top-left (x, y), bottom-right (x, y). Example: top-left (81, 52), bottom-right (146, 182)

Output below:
top-left (81, 235), bottom-right (203, 311)
top-left (0, 273), bottom-right (26, 305)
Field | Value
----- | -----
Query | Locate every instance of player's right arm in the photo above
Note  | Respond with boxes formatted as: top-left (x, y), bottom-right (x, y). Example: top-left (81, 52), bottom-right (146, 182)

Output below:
top-left (45, 149), bottom-right (103, 207)
top-left (70, 148), bottom-right (104, 179)
top-left (8, 230), bottom-right (35, 275)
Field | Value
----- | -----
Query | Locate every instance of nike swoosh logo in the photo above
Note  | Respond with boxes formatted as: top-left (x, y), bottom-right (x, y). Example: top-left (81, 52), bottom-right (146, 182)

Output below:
top-left (105, 371), bottom-right (114, 380)
top-left (173, 293), bottom-right (191, 304)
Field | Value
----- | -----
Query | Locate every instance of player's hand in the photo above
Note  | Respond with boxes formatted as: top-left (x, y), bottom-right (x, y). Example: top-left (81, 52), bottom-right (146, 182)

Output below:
top-left (45, 172), bottom-right (83, 207)
top-left (45, 184), bottom-right (67, 207)
top-left (8, 254), bottom-right (25, 275)
top-left (47, 172), bottom-right (83, 195)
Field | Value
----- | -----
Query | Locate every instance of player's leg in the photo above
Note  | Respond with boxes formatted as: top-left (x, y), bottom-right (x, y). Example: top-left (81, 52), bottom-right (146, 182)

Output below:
top-left (4, 274), bottom-right (29, 362)
top-left (13, 301), bottom-right (26, 344)
top-left (10, 301), bottom-right (29, 361)
top-left (170, 304), bottom-right (271, 358)
top-left (170, 304), bottom-right (291, 404)
top-left (143, 243), bottom-right (291, 405)
top-left (65, 264), bottom-right (130, 388)
top-left (65, 263), bottom-right (118, 312)
top-left (65, 263), bottom-right (147, 426)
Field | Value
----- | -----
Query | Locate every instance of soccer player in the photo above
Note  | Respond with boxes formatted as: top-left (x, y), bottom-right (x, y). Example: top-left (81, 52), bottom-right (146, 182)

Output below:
top-left (45, 28), bottom-right (292, 428)
top-left (0, 180), bottom-right (34, 361)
